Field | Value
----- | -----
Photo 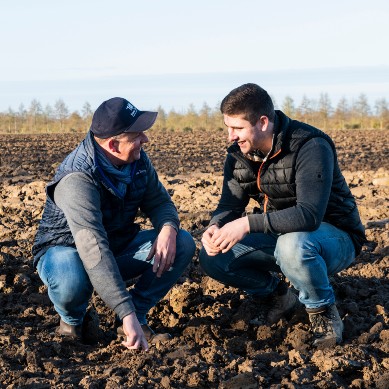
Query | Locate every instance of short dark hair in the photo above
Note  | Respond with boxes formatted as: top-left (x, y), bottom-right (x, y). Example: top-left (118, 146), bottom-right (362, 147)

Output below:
top-left (220, 83), bottom-right (275, 124)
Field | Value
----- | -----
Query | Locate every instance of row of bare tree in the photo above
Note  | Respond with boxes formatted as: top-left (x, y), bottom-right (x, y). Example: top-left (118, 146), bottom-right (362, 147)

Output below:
top-left (0, 93), bottom-right (388, 134)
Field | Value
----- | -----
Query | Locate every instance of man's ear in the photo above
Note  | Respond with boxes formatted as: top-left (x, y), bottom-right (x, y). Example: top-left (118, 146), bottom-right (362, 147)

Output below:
top-left (107, 138), bottom-right (120, 153)
top-left (258, 115), bottom-right (269, 131)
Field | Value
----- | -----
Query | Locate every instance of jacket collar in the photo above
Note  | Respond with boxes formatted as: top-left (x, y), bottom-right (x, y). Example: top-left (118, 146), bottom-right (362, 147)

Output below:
top-left (270, 110), bottom-right (291, 157)
top-left (85, 129), bottom-right (99, 164)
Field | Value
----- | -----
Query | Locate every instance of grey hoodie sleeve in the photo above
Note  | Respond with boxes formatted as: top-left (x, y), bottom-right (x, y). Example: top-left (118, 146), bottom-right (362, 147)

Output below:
top-left (54, 172), bottom-right (135, 320)
top-left (247, 137), bottom-right (334, 233)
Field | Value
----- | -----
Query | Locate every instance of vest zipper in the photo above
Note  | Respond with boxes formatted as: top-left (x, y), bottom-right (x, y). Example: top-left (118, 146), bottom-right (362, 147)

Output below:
top-left (257, 149), bottom-right (282, 213)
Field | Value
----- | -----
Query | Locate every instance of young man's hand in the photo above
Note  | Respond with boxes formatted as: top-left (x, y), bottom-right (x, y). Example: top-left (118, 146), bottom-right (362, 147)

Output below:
top-left (201, 224), bottom-right (223, 256)
top-left (208, 217), bottom-right (250, 254)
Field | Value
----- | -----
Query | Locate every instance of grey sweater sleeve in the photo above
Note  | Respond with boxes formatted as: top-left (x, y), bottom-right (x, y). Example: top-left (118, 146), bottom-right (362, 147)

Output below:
top-left (248, 137), bottom-right (334, 233)
top-left (54, 172), bottom-right (135, 320)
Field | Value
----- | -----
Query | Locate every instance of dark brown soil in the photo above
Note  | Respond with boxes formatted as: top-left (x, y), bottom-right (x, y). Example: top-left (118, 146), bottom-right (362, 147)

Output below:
top-left (0, 129), bottom-right (388, 388)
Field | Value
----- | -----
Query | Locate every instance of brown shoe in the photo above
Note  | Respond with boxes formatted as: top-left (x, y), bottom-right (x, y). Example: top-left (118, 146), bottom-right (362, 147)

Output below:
top-left (117, 323), bottom-right (171, 344)
top-left (56, 308), bottom-right (100, 343)
top-left (267, 288), bottom-right (301, 325)
top-left (307, 304), bottom-right (344, 348)
top-left (56, 319), bottom-right (82, 340)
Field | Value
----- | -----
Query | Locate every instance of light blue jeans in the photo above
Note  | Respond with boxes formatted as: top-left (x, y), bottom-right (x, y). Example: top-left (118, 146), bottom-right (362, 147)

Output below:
top-left (37, 229), bottom-right (195, 326)
top-left (199, 222), bottom-right (355, 309)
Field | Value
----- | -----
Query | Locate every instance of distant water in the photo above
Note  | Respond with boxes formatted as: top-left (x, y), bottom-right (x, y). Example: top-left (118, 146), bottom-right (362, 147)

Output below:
top-left (1, 66), bottom-right (388, 113)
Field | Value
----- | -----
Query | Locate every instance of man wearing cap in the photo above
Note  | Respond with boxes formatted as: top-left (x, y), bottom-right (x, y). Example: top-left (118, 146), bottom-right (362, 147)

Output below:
top-left (32, 97), bottom-right (196, 351)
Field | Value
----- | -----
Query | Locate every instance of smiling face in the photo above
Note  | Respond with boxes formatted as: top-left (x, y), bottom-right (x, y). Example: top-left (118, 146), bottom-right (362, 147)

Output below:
top-left (96, 131), bottom-right (149, 165)
top-left (224, 113), bottom-right (272, 155)
top-left (114, 131), bottom-right (149, 164)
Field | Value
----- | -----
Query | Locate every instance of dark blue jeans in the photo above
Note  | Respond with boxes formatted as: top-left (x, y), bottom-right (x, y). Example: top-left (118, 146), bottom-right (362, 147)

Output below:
top-left (199, 222), bottom-right (355, 309)
top-left (37, 229), bottom-right (195, 326)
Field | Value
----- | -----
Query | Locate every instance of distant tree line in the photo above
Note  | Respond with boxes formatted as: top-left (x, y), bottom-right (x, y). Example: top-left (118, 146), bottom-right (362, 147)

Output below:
top-left (0, 99), bottom-right (94, 134)
top-left (0, 93), bottom-right (388, 134)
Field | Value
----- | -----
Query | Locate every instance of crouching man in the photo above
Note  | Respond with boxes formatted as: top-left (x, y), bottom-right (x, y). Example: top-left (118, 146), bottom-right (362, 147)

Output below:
top-left (32, 97), bottom-right (195, 351)
top-left (199, 83), bottom-right (366, 347)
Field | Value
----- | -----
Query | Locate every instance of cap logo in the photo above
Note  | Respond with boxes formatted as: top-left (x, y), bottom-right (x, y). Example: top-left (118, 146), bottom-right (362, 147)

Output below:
top-left (126, 102), bottom-right (138, 117)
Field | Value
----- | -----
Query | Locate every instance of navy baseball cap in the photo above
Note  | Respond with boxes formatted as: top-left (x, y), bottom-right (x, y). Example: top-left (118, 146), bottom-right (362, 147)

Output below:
top-left (91, 97), bottom-right (158, 139)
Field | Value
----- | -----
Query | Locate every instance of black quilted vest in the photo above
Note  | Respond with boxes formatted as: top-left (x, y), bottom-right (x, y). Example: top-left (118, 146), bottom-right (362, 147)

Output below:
top-left (228, 110), bottom-right (366, 253)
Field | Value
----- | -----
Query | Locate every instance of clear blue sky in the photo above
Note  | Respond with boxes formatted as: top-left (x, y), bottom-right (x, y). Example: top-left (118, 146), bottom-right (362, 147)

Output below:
top-left (1, 0), bottom-right (388, 113)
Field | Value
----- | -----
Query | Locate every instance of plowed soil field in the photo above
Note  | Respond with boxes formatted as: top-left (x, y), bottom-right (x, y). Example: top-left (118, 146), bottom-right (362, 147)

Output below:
top-left (0, 129), bottom-right (388, 388)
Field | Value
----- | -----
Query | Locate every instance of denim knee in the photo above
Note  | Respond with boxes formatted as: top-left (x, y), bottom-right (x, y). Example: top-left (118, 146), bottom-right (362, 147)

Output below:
top-left (37, 246), bottom-right (93, 312)
top-left (175, 229), bottom-right (196, 269)
top-left (58, 273), bottom-right (92, 308)
top-left (274, 231), bottom-right (312, 270)
top-left (199, 248), bottom-right (224, 280)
